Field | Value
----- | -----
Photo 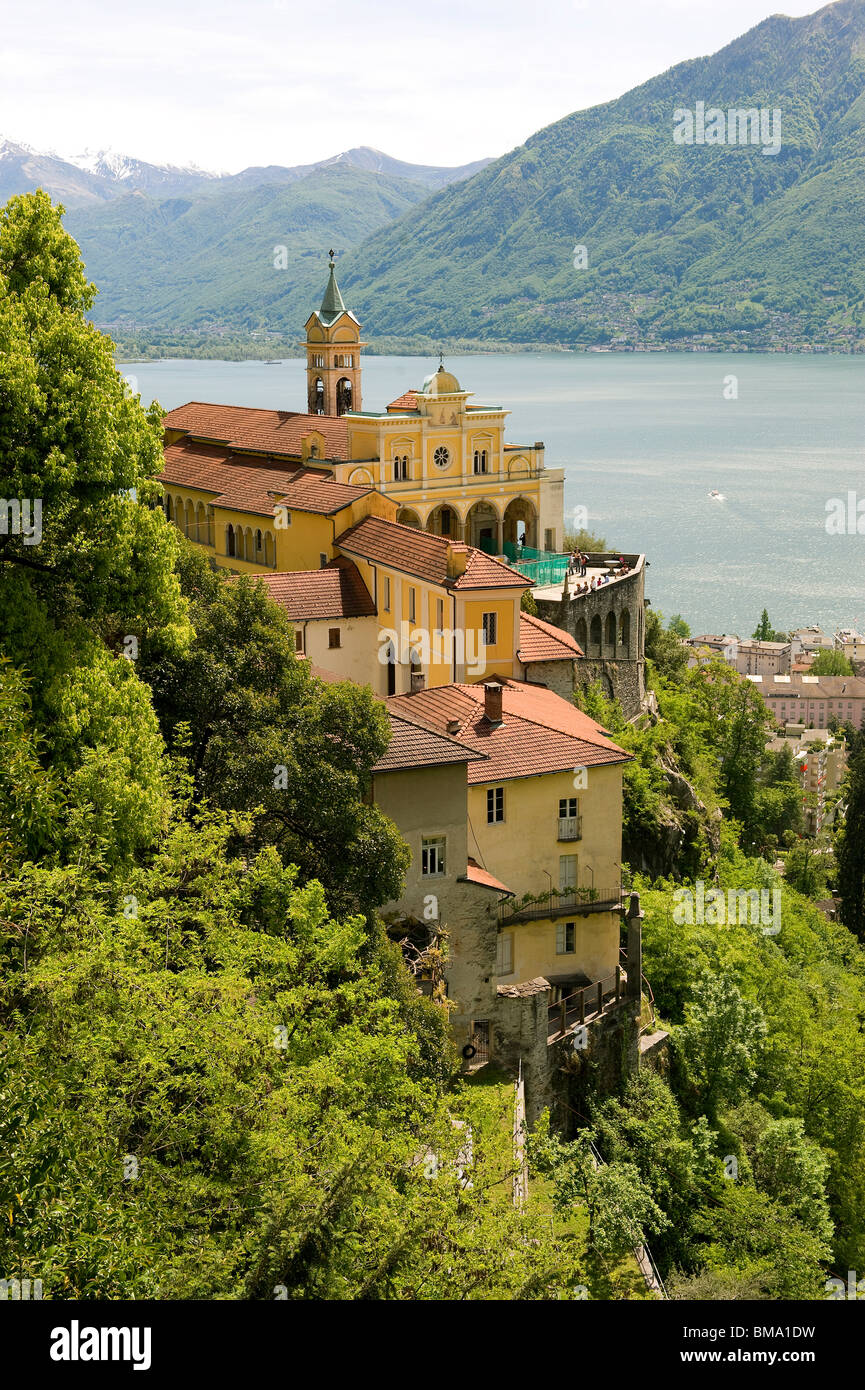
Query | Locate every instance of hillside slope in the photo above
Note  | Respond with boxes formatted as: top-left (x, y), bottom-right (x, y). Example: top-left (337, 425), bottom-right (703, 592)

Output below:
top-left (339, 0), bottom-right (865, 347)
top-left (64, 165), bottom-right (428, 329)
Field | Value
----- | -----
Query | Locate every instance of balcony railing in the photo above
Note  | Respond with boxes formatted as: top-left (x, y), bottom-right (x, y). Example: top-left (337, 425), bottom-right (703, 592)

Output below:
top-left (557, 815), bottom-right (582, 841)
top-left (498, 885), bottom-right (622, 926)
top-left (547, 968), bottom-right (626, 1040)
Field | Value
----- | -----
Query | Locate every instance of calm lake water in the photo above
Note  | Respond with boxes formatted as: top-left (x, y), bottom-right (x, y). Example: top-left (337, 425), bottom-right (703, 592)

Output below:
top-left (122, 352), bottom-right (865, 637)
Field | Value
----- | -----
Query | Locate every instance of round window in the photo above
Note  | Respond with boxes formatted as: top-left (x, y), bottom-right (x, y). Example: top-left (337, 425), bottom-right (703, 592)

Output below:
top-left (433, 446), bottom-right (450, 469)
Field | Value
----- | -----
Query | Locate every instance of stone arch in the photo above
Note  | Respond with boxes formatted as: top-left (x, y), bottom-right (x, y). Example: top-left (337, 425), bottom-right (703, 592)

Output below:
top-left (427, 502), bottom-right (461, 540)
top-left (507, 455), bottom-right (529, 477)
top-left (174, 496), bottom-right (184, 531)
top-left (336, 377), bottom-right (352, 416)
top-left (503, 496), bottom-right (538, 550)
top-left (184, 500), bottom-right (194, 537)
top-left (605, 611), bottom-right (616, 651)
top-left (620, 608), bottom-right (630, 653)
top-left (264, 532), bottom-right (275, 566)
top-left (226, 523), bottom-right (236, 558)
top-left (466, 499), bottom-right (501, 552)
top-left (309, 376), bottom-right (325, 414)
top-left (589, 614), bottom-right (602, 657)
top-left (397, 507), bottom-right (422, 528)
top-left (244, 527), bottom-right (254, 561)
top-left (575, 616), bottom-right (588, 653)
top-left (196, 502), bottom-right (206, 543)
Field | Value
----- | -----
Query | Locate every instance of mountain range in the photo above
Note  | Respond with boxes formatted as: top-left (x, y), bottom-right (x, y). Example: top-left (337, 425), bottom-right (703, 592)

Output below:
top-left (4, 0), bottom-right (865, 350)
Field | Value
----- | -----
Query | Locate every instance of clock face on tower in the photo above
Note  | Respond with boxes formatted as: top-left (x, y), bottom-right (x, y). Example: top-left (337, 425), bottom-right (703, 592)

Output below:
top-left (433, 446), bottom-right (450, 470)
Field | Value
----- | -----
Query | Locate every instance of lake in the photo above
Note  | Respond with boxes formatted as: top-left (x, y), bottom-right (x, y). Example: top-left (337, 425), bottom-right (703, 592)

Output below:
top-left (120, 352), bottom-right (865, 638)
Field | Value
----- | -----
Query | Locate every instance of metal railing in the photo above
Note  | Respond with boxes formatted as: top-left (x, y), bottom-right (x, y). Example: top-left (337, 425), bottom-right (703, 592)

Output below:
top-left (557, 815), bottom-right (582, 841)
top-left (547, 968), bottom-right (625, 1038)
top-left (498, 885), bottom-right (622, 926)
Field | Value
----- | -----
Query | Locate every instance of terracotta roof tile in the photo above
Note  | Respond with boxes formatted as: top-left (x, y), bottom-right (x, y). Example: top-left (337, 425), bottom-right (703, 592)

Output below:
top-left (254, 559), bottom-right (377, 620)
top-left (373, 711), bottom-right (485, 774)
top-left (451, 545), bottom-right (530, 591)
top-left (165, 400), bottom-right (350, 460)
top-left (335, 517), bottom-right (528, 591)
top-left (387, 679), bottom-right (630, 783)
top-left (386, 390), bottom-right (419, 412)
top-left (518, 611), bottom-right (584, 662)
top-left (278, 473), bottom-right (371, 515)
top-left (160, 439), bottom-right (367, 518)
top-left (336, 516), bottom-right (451, 584)
top-left (463, 858), bottom-right (512, 894)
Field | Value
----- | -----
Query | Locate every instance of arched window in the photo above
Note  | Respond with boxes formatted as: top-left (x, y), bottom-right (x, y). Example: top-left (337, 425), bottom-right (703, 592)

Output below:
top-left (605, 612), bottom-right (616, 649)
top-left (620, 609), bottom-right (630, 651)
top-left (336, 377), bottom-right (352, 416)
top-left (473, 449), bottom-right (488, 475)
top-left (227, 524), bottom-right (236, 557)
top-left (310, 376), bottom-right (325, 414)
top-left (590, 615), bottom-right (602, 657)
top-left (255, 528), bottom-right (263, 555)
top-left (394, 454), bottom-right (409, 481)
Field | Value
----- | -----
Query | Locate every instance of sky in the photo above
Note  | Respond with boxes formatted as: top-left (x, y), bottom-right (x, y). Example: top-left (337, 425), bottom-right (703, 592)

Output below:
top-left (0, 0), bottom-right (829, 172)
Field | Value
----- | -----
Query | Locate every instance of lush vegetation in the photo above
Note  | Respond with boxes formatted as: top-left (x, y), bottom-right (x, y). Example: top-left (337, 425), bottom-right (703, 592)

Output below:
top-left (340, 4), bottom-right (865, 351)
top-left (0, 192), bottom-right (616, 1300)
top-left (569, 604), bottom-right (865, 1297)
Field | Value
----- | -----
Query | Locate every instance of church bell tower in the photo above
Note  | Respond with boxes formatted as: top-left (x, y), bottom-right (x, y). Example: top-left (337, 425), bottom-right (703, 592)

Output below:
top-left (303, 251), bottom-right (365, 417)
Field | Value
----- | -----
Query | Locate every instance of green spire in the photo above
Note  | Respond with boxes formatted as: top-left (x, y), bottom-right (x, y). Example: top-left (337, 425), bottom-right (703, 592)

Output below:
top-left (318, 250), bottom-right (347, 325)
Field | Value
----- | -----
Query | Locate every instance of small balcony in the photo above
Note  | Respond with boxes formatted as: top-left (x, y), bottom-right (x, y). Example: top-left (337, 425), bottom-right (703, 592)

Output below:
top-left (557, 815), bottom-right (582, 841)
top-left (498, 885), bottom-right (622, 926)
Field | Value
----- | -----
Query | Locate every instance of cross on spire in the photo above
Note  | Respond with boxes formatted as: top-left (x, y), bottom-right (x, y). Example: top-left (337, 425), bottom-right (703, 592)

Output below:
top-left (328, 248), bottom-right (336, 265)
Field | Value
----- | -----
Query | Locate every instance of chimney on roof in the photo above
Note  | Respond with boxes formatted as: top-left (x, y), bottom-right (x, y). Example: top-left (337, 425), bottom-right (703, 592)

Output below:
top-left (446, 719), bottom-right (461, 735)
top-left (483, 681), bottom-right (503, 726)
top-left (410, 670), bottom-right (425, 694)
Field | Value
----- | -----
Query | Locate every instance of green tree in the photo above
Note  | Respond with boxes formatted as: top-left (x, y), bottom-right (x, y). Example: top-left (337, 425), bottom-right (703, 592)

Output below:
top-left (645, 608), bottom-right (689, 678)
top-left (810, 649), bottom-right (855, 676)
top-left (139, 554), bottom-right (408, 916)
top-left (675, 974), bottom-right (767, 1115)
top-left (668, 614), bottom-right (691, 639)
top-left (836, 742), bottom-right (865, 940)
top-left (529, 1117), bottom-right (668, 1261)
top-left (752, 610), bottom-right (787, 643)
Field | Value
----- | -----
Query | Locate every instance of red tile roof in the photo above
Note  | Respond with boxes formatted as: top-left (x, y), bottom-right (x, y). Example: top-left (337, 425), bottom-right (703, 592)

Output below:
top-left (335, 516), bottom-right (528, 590)
top-left (254, 559), bottom-right (376, 620)
top-left (463, 858), bottom-right (512, 894)
top-left (450, 544), bottom-right (529, 591)
top-left (386, 390), bottom-right (419, 412)
top-left (336, 515), bottom-right (452, 584)
top-left (386, 679), bottom-right (630, 783)
top-left (165, 401), bottom-right (350, 460)
top-left (373, 711), bottom-right (486, 774)
top-left (518, 611), bottom-right (584, 663)
top-left (279, 473), bottom-right (371, 515)
top-left (160, 439), bottom-right (368, 518)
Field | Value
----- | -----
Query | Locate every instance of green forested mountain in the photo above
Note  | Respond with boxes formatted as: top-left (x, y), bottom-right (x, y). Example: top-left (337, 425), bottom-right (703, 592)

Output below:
top-left (62, 165), bottom-right (428, 330)
top-left (340, 0), bottom-right (865, 347)
top-left (46, 0), bottom-right (865, 349)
